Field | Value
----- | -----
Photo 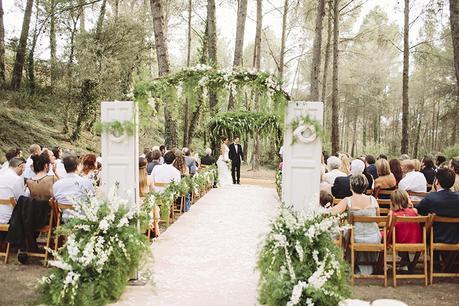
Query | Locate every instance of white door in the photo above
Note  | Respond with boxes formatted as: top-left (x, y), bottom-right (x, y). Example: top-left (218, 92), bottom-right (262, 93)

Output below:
top-left (282, 101), bottom-right (323, 212)
top-left (100, 101), bottom-right (139, 207)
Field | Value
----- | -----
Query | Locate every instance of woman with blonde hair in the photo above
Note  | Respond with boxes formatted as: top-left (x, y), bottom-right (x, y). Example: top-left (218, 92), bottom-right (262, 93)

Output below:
top-left (173, 150), bottom-right (189, 176)
top-left (374, 158), bottom-right (397, 198)
top-left (339, 153), bottom-right (351, 175)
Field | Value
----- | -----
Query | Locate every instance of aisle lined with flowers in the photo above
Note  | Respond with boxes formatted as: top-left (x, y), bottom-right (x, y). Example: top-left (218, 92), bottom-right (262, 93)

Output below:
top-left (113, 184), bottom-right (279, 306)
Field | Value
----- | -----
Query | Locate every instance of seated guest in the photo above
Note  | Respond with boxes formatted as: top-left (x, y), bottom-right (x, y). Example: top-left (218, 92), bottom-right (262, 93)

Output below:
top-left (374, 159), bottom-right (397, 198)
top-left (53, 155), bottom-right (94, 216)
top-left (389, 189), bottom-right (422, 269)
top-left (332, 159), bottom-right (367, 199)
top-left (146, 150), bottom-right (162, 175)
top-left (398, 160), bottom-right (427, 198)
top-left (365, 155), bottom-right (378, 180)
top-left (173, 150), bottom-right (189, 177)
top-left (0, 149), bottom-right (21, 174)
top-left (436, 155), bottom-right (447, 167)
top-left (451, 157), bottom-right (459, 192)
top-left (339, 154), bottom-right (351, 175)
top-left (400, 154), bottom-right (410, 161)
top-left (150, 151), bottom-right (181, 192)
top-left (183, 147), bottom-right (197, 175)
top-left (323, 156), bottom-right (347, 186)
top-left (320, 169), bottom-right (332, 195)
top-left (389, 158), bottom-right (403, 186)
top-left (140, 147), bottom-right (151, 159)
top-left (320, 190), bottom-right (333, 208)
top-left (26, 153), bottom-right (58, 201)
top-left (421, 156), bottom-right (436, 188)
top-left (413, 159), bottom-right (422, 172)
top-left (378, 154), bottom-right (387, 160)
top-left (81, 154), bottom-right (99, 184)
top-left (52, 146), bottom-right (67, 178)
top-left (0, 158), bottom-right (26, 223)
top-left (139, 157), bottom-right (154, 197)
top-left (159, 145), bottom-right (166, 164)
top-left (331, 174), bottom-right (380, 275)
top-left (24, 144), bottom-right (42, 179)
top-left (201, 148), bottom-right (216, 166)
top-left (417, 168), bottom-right (459, 243)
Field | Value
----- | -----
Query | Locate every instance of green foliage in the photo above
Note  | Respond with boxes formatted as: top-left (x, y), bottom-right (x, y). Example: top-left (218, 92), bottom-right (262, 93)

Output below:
top-left (275, 170), bottom-right (282, 199)
top-left (95, 120), bottom-right (136, 136)
top-left (444, 145), bottom-right (459, 159)
top-left (207, 111), bottom-right (283, 146)
top-left (258, 207), bottom-right (350, 306)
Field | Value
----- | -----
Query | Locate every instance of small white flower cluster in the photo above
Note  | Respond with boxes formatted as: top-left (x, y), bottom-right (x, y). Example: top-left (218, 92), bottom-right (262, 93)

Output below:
top-left (187, 64), bottom-right (212, 72)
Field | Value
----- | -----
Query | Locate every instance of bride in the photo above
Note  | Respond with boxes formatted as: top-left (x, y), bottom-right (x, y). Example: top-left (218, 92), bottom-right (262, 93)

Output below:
top-left (217, 137), bottom-right (232, 186)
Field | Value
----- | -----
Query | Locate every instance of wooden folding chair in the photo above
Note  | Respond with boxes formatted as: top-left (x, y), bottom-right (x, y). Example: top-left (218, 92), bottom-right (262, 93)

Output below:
top-left (50, 198), bottom-right (74, 255)
top-left (377, 199), bottom-right (391, 216)
top-left (365, 189), bottom-right (374, 195)
top-left (0, 197), bottom-right (16, 264)
top-left (375, 189), bottom-right (395, 199)
top-left (407, 191), bottom-right (429, 198)
top-left (349, 215), bottom-right (390, 287)
top-left (389, 215), bottom-right (431, 287)
top-left (26, 199), bottom-right (54, 266)
top-left (430, 215), bottom-right (459, 284)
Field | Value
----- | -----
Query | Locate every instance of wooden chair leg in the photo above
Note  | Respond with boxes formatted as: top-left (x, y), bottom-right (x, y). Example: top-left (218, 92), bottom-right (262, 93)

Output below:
top-left (393, 247), bottom-right (397, 287)
top-left (430, 248), bottom-right (434, 284)
top-left (53, 219), bottom-right (61, 255)
top-left (424, 249), bottom-right (428, 286)
top-left (351, 246), bottom-right (355, 286)
top-left (4, 243), bottom-right (10, 264)
top-left (44, 228), bottom-right (52, 266)
top-left (384, 248), bottom-right (387, 288)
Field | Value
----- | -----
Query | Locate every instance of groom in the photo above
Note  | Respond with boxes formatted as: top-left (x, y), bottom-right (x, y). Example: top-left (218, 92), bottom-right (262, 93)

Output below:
top-left (229, 137), bottom-right (243, 184)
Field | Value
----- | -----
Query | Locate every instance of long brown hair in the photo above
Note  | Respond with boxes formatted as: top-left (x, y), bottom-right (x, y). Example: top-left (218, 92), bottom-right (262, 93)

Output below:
top-left (389, 159), bottom-right (403, 184)
top-left (173, 150), bottom-right (187, 174)
top-left (82, 154), bottom-right (97, 175)
top-left (139, 157), bottom-right (148, 197)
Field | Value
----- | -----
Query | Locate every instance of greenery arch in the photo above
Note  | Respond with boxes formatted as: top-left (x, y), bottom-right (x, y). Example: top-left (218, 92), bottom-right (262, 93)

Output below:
top-left (207, 111), bottom-right (283, 148)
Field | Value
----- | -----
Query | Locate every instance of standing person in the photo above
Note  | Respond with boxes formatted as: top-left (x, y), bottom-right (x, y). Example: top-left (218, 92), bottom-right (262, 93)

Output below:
top-left (228, 136), bottom-right (244, 185)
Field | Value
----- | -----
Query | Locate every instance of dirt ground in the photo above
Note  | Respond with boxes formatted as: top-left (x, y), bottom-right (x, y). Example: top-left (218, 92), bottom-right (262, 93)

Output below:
top-left (1, 167), bottom-right (459, 306)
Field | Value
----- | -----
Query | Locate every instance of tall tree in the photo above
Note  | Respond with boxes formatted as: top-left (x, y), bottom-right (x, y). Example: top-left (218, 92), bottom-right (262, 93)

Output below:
top-left (49, 0), bottom-right (57, 85)
top-left (450, 0), bottom-right (459, 93)
top-left (321, 0), bottom-right (333, 127)
top-left (0, 0), bottom-right (5, 88)
top-left (252, 0), bottom-right (262, 70)
top-left (150, 0), bottom-right (177, 148)
top-left (228, 0), bottom-right (248, 110)
top-left (79, 0), bottom-right (85, 32)
top-left (401, 0), bottom-right (410, 154)
top-left (207, 0), bottom-right (218, 112)
top-left (183, 0), bottom-right (192, 147)
top-left (331, 0), bottom-right (340, 154)
top-left (310, 0), bottom-right (326, 100)
top-left (96, 0), bottom-right (107, 38)
top-left (278, 0), bottom-right (289, 80)
top-left (11, 0), bottom-right (34, 90)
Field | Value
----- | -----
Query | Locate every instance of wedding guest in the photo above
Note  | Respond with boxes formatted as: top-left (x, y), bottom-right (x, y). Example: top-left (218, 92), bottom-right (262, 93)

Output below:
top-left (0, 149), bottom-right (20, 173)
top-left (331, 174), bottom-right (380, 275)
top-left (320, 190), bottom-right (333, 208)
top-left (53, 155), bottom-right (94, 213)
top-left (436, 155), bottom-right (447, 167)
top-left (0, 158), bottom-right (26, 224)
top-left (146, 150), bottom-right (162, 175)
top-left (451, 157), bottom-right (459, 192)
top-left (374, 159), bottom-right (397, 195)
top-left (173, 150), bottom-right (189, 176)
top-left (150, 151), bottom-right (181, 192)
top-left (139, 157), bottom-right (154, 197)
top-left (400, 154), bottom-right (410, 161)
top-left (26, 153), bottom-right (58, 201)
top-left (417, 168), bottom-right (459, 243)
top-left (389, 159), bottom-right (404, 186)
top-left (140, 148), bottom-right (151, 159)
top-left (421, 156), bottom-right (436, 188)
top-left (159, 145), bottom-right (166, 164)
top-left (24, 144), bottom-right (41, 179)
top-left (389, 189), bottom-right (422, 270)
top-left (183, 147), bottom-right (197, 175)
top-left (81, 154), bottom-right (99, 184)
top-left (365, 155), bottom-right (378, 179)
top-left (398, 160), bottom-right (427, 198)
top-left (413, 159), bottom-right (422, 172)
top-left (339, 154), bottom-right (351, 175)
top-left (52, 146), bottom-right (67, 178)
top-left (378, 154), bottom-right (387, 160)
top-left (320, 169), bottom-right (332, 195)
top-left (323, 156), bottom-right (347, 186)
top-left (201, 148), bottom-right (216, 166)
top-left (332, 159), bottom-right (368, 199)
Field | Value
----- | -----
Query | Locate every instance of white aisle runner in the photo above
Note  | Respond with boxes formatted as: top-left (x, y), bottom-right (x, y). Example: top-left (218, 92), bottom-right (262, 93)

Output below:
top-left (113, 185), bottom-right (279, 306)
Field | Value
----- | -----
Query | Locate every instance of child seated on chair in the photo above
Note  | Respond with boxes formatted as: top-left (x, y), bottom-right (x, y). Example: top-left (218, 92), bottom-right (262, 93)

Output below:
top-left (389, 189), bottom-right (422, 269)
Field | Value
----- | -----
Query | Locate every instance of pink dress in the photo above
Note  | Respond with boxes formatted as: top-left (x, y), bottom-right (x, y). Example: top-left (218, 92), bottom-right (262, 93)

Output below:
top-left (392, 208), bottom-right (422, 243)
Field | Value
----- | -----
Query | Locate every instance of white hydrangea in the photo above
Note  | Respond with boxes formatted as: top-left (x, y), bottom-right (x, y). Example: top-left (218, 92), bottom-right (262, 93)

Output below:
top-left (287, 281), bottom-right (307, 306)
top-left (49, 260), bottom-right (73, 271)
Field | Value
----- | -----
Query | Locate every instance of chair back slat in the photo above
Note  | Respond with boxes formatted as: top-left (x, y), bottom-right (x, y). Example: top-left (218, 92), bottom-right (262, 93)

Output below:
top-left (0, 198), bottom-right (15, 206)
top-left (350, 215), bottom-right (389, 225)
top-left (392, 215), bottom-right (430, 223)
top-left (432, 215), bottom-right (459, 223)
top-left (407, 191), bottom-right (429, 197)
top-left (154, 182), bottom-right (169, 188)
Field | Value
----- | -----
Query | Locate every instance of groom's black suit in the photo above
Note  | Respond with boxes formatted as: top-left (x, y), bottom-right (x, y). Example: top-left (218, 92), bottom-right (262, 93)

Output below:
top-left (228, 143), bottom-right (243, 184)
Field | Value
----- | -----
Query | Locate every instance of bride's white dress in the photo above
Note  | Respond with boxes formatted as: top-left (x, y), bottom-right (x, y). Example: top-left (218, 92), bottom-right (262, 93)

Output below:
top-left (217, 144), bottom-right (232, 186)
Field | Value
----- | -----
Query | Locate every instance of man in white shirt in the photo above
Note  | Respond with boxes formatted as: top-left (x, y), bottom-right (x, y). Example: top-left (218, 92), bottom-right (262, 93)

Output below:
top-left (0, 158), bottom-right (26, 224)
top-left (399, 160), bottom-right (427, 198)
top-left (24, 144), bottom-right (41, 179)
top-left (150, 151), bottom-right (181, 192)
top-left (53, 155), bottom-right (94, 205)
top-left (323, 156), bottom-right (347, 186)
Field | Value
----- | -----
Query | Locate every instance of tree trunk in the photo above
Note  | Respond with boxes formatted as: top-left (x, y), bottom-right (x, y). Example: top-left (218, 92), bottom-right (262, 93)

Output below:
top-left (96, 0), bottom-right (107, 39)
top-left (150, 0), bottom-right (177, 148)
top-left (278, 0), bottom-right (289, 79)
top-left (183, 0), bottom-right (192, 147)
top-left (401, 0), bottom-right (410, 154)
top-left (0, 0), bottom-right (5, 88)
top-left (331, 0), bottom-right (340, 154)
top-left (11, 0), bottom-right (34, 90)
top-left (321, 0), bottom-right (333, 130)
top-left (310, 0), bottom-right (326, 100)
top-left (49, 0), bottom-right (57, 85)
top-left (26, 0), bottom-right (40, 93)
top-left (450, 0), bottom-right (459, 94)
top-left (251, 0), bottom-right (262, 171)
top-left (351, 114), bottom-right (357, 157)
top-left (79, 0), bottom-right (85, 32)
top-left (228, 0), bottom-right (248, 110)
top-left (207, 0), bottom-right (218, 112)
top-left (114, 0), bottom-right (119, 18)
